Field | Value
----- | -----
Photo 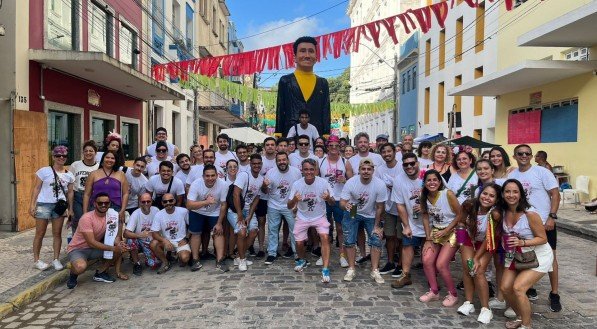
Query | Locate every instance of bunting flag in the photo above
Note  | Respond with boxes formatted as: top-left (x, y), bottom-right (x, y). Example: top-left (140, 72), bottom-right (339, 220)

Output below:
top-left (153, 0), bottom-right (511, 81)
top-left (180, 73), bottom-right (395, 120)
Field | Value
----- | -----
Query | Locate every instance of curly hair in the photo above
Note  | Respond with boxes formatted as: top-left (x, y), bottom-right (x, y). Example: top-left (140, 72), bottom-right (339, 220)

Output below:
top-left (430, 144), bottom-right (452, 165)
top-left (461, 183), bottom-right (503, 241)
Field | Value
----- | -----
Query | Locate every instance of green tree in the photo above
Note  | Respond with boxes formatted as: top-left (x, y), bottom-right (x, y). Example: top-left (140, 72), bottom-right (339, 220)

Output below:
top-left (327, 68), bottom-right (350, 103)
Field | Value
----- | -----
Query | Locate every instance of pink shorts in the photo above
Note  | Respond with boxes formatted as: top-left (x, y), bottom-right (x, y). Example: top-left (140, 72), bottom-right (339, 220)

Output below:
top-left (293, 216), bottom-right (330, 242)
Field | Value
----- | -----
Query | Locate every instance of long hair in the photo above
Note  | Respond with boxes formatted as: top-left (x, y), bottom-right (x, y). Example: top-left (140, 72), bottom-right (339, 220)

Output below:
top-left (462, 183), bottom-right (503, 240)
top-left (420, 169), bottom-right (445, 214)
top-left (103, 134), bottom-right (125, 167)
top-left (501, 179), bottom-right (531, 213)
top-left (99, 150), bottom-right (121, 172)
top-left (490, 146), bottom-right (511, 168)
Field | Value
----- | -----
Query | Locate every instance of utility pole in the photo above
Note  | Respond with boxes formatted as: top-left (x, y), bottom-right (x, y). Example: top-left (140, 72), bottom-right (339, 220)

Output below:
top-left (392, 53), bottom-right (400, 143)
top-left (193, 87), bottom-right (199, 144)
top-left (448, 103), bottom-right (457, 139)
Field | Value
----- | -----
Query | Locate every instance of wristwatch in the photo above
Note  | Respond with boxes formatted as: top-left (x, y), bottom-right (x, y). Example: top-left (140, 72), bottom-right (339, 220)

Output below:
top-left (548, 213), bottom-right (558, 220)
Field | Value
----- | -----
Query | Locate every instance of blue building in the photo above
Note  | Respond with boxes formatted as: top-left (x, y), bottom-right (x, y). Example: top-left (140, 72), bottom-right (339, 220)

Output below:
top-left (228, 21), bottom-right (244, 117)
top-left (397, 32), bottom-right (419, 139)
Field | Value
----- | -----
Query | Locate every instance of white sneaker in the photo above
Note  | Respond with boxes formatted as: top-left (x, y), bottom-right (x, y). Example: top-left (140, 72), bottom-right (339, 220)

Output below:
top-left (477, 307), bottom-right (493, 324)
top-left (489, 297), bottom-right (507, 310)
top-left (34, 260), bottom-right (49, 271)
top-left (234, 257), bottom-right (240, 266)
top-left (340, 256), bottom-right (349, 268)
top-left (316, 257), bottom-right (323, 266)
top-left (457, 301), bottom-right (476, 316)
top-left (238, 259), bottom-right (248, 272)
top-left (504, 307), bottom-right (517, 318)
top-left (370, 269), bottom-right (384, 284)
top-left (51, 259), bottom-right (64, 271)
top-left (343, 268), bottom-right (356, 281)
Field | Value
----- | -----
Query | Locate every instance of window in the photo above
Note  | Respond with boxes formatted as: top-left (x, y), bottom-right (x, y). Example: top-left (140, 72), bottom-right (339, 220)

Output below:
top-left (172, 1), bottom-right (181, 40)
top-left (439, 29), bottom-right (446, 70)
top-left (438, 82), bottom-right (445, 123)
top-left (89, 2), bottom-right (113, 56)
top-left (455, 17), bottom-right (463, 62)
top-left (475, 2), bottom-right (485, 53)
top-left (424, 87), bottom-right (430, 124)
top-left (401, 73), bottom-right (406, 94)
top-left (121, 121), bottom-right (139, 160)
top-left (152, 0), bottom-right (165, 55)
top-left (473, 129), bottom-right (482, 141)
top-left (91, 117), bottom-right (115, 151)
top-left (48, 111), bottom-right (78, 164)
top-left (119, 24), bottom-right (137, 68)
top-left (412, 66), bottom-right (417, 90)
top-left (212, 6), bottom-right (217, 35)
top-left (474, 67), bottom-right (484, 116)
top-left (186, 4), bottom-right (194, 49)
top-left (454, 75), bottom-right (462, 113)
top-left (425, 39), bottom-right (431, 76)
top-left (406, 70), bottom-right (411, 92)
top-left (172, 112), bottom-right (181, 146)
top-left (564, 47), bottom-right (589, 61)
top-left (46, 0), bottom-right (78, 50)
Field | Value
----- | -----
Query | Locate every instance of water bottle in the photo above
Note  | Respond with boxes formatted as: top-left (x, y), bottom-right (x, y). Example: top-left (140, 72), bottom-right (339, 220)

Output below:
top-left (467, 258), bottom-right (475, 277)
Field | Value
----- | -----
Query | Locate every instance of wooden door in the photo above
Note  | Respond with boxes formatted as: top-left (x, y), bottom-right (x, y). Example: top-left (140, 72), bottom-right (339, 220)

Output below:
top-left (14, 110), bottom-right (48, 231)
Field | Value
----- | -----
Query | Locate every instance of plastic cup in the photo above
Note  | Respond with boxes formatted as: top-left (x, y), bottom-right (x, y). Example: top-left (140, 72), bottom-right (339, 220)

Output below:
top-left (455, 226), bottom-right (468, 245)
top-left (502, 232), bottom-right (517, 252)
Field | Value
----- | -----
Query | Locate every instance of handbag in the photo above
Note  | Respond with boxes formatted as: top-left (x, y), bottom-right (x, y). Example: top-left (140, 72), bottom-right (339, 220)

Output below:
top-left (51, 167), bottom-right (69, 216)
top-left (153, 178), bottom-right (174, 209)
top-left (513, 249), bottom-right (539, 270)
top-left (226, 172), bottom-right (250, 213)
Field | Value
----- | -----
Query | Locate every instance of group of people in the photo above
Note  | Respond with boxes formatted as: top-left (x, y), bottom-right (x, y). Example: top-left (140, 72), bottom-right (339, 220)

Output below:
top-left (30, 119), bottom-right (562, 328)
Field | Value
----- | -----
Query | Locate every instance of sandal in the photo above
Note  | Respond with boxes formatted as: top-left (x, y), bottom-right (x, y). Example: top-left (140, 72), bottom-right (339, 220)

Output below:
top-left (157, 262), bottom-right (172, 275)
top-left (505, 319), bottom-right (522, 329)
top-left (116, 272), bottom-right (129, 280)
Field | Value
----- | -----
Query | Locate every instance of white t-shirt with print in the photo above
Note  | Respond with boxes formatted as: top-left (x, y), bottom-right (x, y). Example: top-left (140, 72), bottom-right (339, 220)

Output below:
top-left (265, 167), bottom-right (302, 210)
top-left (126, 207), bottom-right (159, 238)
top-left (286, 123), bottom-right (320, 150)
top-left (238, 162), bottom-right (251, 174)
top-left (289, 177), bottom-right (334, 221)
top-left (319, 157), bottom-right (347, 201)
top-left (375, 161), bottom-right (403, 216)
top-left (187, 178), bottom-right (227, 216)
top-left (348, 152), bottom-right (384, 174)
top-left (35, 167), bottom-right (75, 203)
top-left (259, 155), bottom-right (277, 201)
top-left (145, 175), bottom-right (185, 200)
top-left (68, 160), bottom-right (99, 192)
top-left (146, 142), bottom-right (177, 157)
top-left (150, 207), bottom-right (188, 244)
top-left (289, 152), bottom-right (319, 172)
top-left (124, 170), bottom-right (148, 209)
top-left (447, 171), bottom-right (479, 205)
top-left (508, 165), bottom-right (559, 223)
top-left (391, 172), bottom-right (424, 237)
top-left (185, 165), bottom-right (225, 187)
top-left (233, 171), bottom-right (264, 212)
top-left (146, 157), bottom-right (179, 177)
top-left (340, 176), bottom-right (387, 219)
top-left (215, 150), bottom-right (238, 178)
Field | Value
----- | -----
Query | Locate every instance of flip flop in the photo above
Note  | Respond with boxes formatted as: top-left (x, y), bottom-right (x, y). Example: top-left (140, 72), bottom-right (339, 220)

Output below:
top-left (116, 272), bottom-right (129, 280)
top-left (505, 319), bottom-right (523, 329)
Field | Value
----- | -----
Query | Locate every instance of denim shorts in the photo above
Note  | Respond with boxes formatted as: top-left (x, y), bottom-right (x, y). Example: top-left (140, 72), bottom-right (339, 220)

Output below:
top-left (326, 201), bottom-right (346, 224)
top-left (189, 211), bottom-right (218, 235)
top-left (34, 202), bottom-right (62, 220)
top-left (227, 209), bottom-right (258, 234)
top-left (68, 248), bottom-right (104, 262)
top-left (342, 214), bottom-right (382, 249)
top-left (402, 235), bottom-right (424, 247)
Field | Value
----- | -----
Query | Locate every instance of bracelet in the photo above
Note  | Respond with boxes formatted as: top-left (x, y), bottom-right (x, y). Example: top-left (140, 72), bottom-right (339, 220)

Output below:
top-left (522, 239), bottom-right (526, 246)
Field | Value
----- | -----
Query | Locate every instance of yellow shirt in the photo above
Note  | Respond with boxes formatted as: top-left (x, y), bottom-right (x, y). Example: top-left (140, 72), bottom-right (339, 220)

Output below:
top-left (294, 70), bottom-right (316, 102)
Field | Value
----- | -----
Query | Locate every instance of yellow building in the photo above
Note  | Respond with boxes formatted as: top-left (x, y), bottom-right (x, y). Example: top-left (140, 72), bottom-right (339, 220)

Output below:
top-left (450, 0), bottom-right (597, 200)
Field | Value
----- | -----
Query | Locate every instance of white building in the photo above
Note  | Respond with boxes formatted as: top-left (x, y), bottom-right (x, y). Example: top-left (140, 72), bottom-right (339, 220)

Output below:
top-left (417, 0), bottom-right (499, 142)
top-left (347, 0), bottom-right (423, 142)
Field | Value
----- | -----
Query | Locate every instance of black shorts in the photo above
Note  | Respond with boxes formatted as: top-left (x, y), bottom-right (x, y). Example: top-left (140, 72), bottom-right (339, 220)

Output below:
top-left (546, 224), bottom-right (557, 250)
top-left (255, 199), bottom-right (268, 217)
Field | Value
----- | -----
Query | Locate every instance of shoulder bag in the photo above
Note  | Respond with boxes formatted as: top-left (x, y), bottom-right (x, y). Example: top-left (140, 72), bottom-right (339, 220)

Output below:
top-left (51, 167), bottom-right (69, 216)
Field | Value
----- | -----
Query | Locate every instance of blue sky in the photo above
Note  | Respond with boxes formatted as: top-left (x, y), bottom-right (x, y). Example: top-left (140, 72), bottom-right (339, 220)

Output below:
top-left (227, 0), bottom-right (352, 87)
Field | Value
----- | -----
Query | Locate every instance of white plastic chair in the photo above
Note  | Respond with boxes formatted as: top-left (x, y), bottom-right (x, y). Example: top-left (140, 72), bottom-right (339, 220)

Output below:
top-left (562, 175), bottom-right (590, 207)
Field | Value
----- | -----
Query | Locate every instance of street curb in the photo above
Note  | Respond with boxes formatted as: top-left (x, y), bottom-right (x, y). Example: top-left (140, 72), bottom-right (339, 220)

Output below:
top-left (558, 217), bottom-right (597, 242)
top-left (0, 268), bottom-right (69, 319)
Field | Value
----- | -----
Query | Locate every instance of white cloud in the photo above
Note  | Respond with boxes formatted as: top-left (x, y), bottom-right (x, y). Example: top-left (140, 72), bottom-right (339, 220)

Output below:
top-left (243, 17), bottom-right (326, 51)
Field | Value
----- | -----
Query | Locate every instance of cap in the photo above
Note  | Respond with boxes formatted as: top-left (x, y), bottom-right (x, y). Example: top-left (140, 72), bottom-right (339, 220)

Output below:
top-left (326, 135), bottom-right (340, 145)
top-left (359, 157), bottom-right (375, 168)
top-left (52, 145), bottom-right (68, 156)
top-left (376, 134), bottom-right (389, 141)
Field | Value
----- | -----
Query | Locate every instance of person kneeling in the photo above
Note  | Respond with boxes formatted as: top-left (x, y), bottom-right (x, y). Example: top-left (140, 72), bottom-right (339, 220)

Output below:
top-left (149, 193), bottom-right (191, 274)
top-left (66, 193), bottom-right (128, 289)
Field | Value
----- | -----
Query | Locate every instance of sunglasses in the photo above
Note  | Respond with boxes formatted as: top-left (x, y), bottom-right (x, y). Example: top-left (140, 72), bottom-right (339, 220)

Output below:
top-left (96, 201), bottom-right (110, 206)
top-left (162, 199), bottom-right (175, 204)
top-left (157, 149), bottom-right (168, 153)
top-left (54, 154), bottom-right (68, 158)
top-left (402, 161), bottom-right (417, 168)
top-left (140, 200), bottom-right (152, 204)
top-left (298, 143), bottom-right (309, 146)
top-left (516, 152), bottom-right (532, 157)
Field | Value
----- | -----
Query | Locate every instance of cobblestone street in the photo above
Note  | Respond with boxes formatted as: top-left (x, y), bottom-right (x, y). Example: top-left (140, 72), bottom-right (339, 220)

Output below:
top-left (1, 231), bottom-right (595, 328)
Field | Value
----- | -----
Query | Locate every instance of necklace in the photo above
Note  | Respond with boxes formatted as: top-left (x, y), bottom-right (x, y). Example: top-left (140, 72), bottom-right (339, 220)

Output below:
top-left (102, 168), bottom-right (113, 185)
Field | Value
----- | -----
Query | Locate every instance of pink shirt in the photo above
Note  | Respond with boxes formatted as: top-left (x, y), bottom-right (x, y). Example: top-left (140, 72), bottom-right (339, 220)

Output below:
top-left (67, 211), bottom-right (107, 253)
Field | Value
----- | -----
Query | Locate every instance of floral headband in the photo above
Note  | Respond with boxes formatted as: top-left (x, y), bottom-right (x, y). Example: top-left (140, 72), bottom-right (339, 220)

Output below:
top-left (453, 145), bottom-right (473, 154)
top-left (52, 145), bottom-right (68, 155)
top-left (105, 132), bottom-right (122, 144)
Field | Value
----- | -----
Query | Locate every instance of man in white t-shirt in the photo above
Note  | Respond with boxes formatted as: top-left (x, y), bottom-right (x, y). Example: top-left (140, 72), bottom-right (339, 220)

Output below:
top-left (174, 153), bottom-right (193, 184)
top-left (263, 152), bottom-right (302, 265)
top-left (288, 158), bottom-right (335, 282)
top-left (375, 142), bottom-right (404, 277)
top-left (347, 132), bottom-right (384, 178)
top-left (340, 158), bottom-right (387, 284)
top-left (236, 145), bottom-right (251, 173)
top-left (228, 154), bottom-right (264, 271)
top-left (250, 137), bottom-right (277, 258)
top-left (150, 193), bottom-right (190, 274)
top-left (215, 133), bottom-right (238, 179)
top-left (124, 193), bottom-right (159, 275)
top-left (145, 161), bottom-right (185, 209)
top-left (123, 157), bottom-right (149, 215)
top-left (289, 135), bottom-right (319, 173)
top-left (69, 140), bottom-right (99, 233)
top-left (146, 127), bottom-right (180, 157)
top-left (508, 144), bottom-right (561, 311)
top-left (186, 164), bottom-right (229, 273)
top-left (391, 152), bottom-right (424, 289)
top-left (185, 149), bottom-right (223, 191)
top-left (286, 109), bottom-right (320, 151)
top-left (146, 141), bottom-right (179, 176)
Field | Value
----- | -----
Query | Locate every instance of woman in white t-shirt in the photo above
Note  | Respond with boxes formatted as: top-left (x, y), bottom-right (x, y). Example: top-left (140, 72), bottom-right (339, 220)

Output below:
top-left (68, 140), bottom-right (99, 233)
top-left (447, 150), bottom-right (478, 205)
top-left (29, 145), bottom-right (75, 271)
top-left (224, 159), bottom-right (239, 259)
